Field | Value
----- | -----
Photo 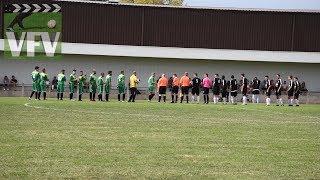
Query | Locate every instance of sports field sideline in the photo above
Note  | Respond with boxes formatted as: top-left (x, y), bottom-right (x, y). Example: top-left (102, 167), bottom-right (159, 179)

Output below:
top-left (0, 97), bottom-right (319, 178)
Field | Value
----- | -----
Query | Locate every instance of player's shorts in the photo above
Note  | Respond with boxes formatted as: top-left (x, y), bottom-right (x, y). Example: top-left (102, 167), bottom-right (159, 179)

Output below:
top-left (159, 86), bottom-right (167, 95)
top-left (78, 85), bottom-right (84, 95)
top-left (105, 85), bottom-right (111, 94)
top-left (90, 84), bottom-right (97, 93)
top-left (118, 85), bottom-right (125, 94)
top-left (231, 91), bottom-right (237, 97)
top-left (252, 89), bottom-right (260, 95)
top-left (40, 83), bottom-right (47, 93)
top-left (32, 82), bottom-right (41, 92)
top-left (287, 89), bottom-right (294, 97)
top-left (242, 87), bottom-right (248, 96)
top-left (98, 85), bottom-right (104, 95)
top-left (57, 83), bottom-right (65, 93)
top-left (203, 87), bottom-right (210, 95)
top-left (148, 86), bottom-right (155, 94)
top-left (294, 91), bottom-right (300, 99)
top-left (181, 86), bottom-right (189, 95)
top-left (266, 89), bottom-right (271, 97)
top-left (221, 90), bottom-right (228, 98)
top-left (69, 83), bottom-right (75, 93)
top-left (212, 86), bottom-right (220, 95)
top-left (172, 86), bottom-right (179, 94)
top-left (191, 87), bottom-right (200, 96)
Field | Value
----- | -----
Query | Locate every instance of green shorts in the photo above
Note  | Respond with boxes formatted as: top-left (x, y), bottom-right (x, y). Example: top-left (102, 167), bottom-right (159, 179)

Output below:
top-left (118, 85), bottom-right (125, 94)
top-left (57, 83), bottom-right (65, 93)
top-left (40, 83), bottom-right (47, 93)
top-left (90, 84), bottom-right (97, 93)
top-left (32, 82), bottom-right (41, 92)
top-left (105, 85), bottom-right (111, 94)
top-left (148, 86), bottom-right (155, 94)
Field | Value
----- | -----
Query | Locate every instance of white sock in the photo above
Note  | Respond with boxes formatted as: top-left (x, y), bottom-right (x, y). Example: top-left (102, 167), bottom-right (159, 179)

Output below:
top-left (213, 96), bottom-right (217, 104)
top-left (290, 99), bottom-right (294, 105)
top-left (279, 98), bottom-right (283, 105)
top-left (256, 96), bottom-right (259, 104)
top-left (266, 98), bottom-right (271, 105)
top-left (243, 96), bottom-right (247, 104)
top-left (197, 96), bottom-right (200, 103)
top-left (230, 96), bottom-right (234, 104)
top-left (223, 97), bottom-right (226, 104)
top-left (252, 95), bottom-right (256, 103)
top-left (295, 99), bottom-right (299, 105)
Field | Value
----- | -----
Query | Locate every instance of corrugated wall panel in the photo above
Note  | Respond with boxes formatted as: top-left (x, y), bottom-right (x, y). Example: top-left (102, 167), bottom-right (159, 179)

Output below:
top-left (62, 2), bottom-right (142, 45)
top-left (0, 0), bottom-right (3, 39)
top-left (293, 13), bottom-right (320, 52)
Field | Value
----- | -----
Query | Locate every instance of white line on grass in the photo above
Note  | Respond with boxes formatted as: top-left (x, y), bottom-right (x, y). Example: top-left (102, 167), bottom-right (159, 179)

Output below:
top-left (24, 103), bottom-right (320, 124)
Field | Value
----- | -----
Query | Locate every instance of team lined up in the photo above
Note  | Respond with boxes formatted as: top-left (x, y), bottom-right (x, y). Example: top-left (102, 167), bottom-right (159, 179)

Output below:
top-left (29, 66), bottom-right (301, 106)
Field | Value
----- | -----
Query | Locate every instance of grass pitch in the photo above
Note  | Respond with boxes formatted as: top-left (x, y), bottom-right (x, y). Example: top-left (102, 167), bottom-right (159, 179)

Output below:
top-left (0, 97), bottom-right (319, 178)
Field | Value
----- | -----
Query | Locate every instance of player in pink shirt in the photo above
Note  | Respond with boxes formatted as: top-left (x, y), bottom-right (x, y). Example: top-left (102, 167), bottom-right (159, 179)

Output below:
top-left (202, 73), bottom-right (212, 104)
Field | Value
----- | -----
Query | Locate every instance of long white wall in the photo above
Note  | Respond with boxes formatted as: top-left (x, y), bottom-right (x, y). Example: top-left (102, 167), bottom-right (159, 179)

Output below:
top-left (1, 53), bottom-right (320, 91)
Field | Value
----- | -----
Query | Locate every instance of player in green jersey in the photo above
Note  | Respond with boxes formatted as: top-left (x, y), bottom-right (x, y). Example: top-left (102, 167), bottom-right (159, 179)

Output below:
top-left (40, 68), bottom-right (49, 100)
top-left (78, 71), bottom-right (86, 101)
top-left (117, 70), bottom-right (126, 102)
top-left (29, 66), bottom-right (41, 100)
top-left (148, 72), bottom-right (156, 102)
top-left (69, 69), bottom-right (77, 101)
top-left (97, 72), bottom-right (105, 101)
top-left (89, 69), bottom-right (98, 101)
top-left (105, 71), bottom-right (112, 102)
top-left (57, 69), bottom-right (66, 100)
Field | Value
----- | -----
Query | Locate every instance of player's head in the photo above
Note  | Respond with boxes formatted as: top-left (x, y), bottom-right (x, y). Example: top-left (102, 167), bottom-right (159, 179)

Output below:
top-left (92, 69), bottom-right (96, 74)
top-left (35, 66), bottom-right (40, 71)
top-left (231, 75), bottom-right (235, 79)
top-left (80, 71), bottom-right (83, 75)
top-left (173, 73), bottom-right (177, 77)
top-left (162, 74), bottom-right (166, 78)
top-left (133, 71), bottom-right (137, 75)
top-left (254, 77), bottom-right (257, 80)
top-left (288, 75), bottom-right (293, 80)
top-left (185, 72), bottom-right (188, 76)
top-left (265, 75), bottom-right (269, 79)
top-left (101, 72), bottom-right (105, 76)
top-left (294, 77), bottom-right (298, 81)
top-left (215, 74), bottom-right (219, 78)
top-left (204, 73), bottom-right (208, 78)
top-left (222, 75), bottom-right (225, 79)
top-left (61, 69), bottom-right (65, 74)
top-left (194, 73), bottom-right (198, 77)
top-left (276, 74), bottom-right (280, 79)
top-left (108, 71), bottom-right (112, 75)
top-left (120, 70), bottom-right (124, 74)
top-left (72, 69), bottom-right (76, 75)
top-left (241, 73), bottom-right (245, 78)
top-left (42, 68), bottom-right (46, 73)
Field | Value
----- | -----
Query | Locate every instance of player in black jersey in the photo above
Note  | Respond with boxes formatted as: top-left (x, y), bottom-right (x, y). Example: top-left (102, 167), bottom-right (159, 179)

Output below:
top-left (251, 77), bottom-right (261, 103)
top-left (287, 75), bottom-right (294, 106)
top-left (240, 73), bottom-right (248, 105)
top-left (221, 75), bottom-right (228, 104)
top-left (191, 73), bottom-right (201, 103)
top-left (293, 77), bottom-right (300, 106)
top-left (275, 74), bottom-right (284, 106)
top-left (229, 75), bottom-right (238, 105)
top-left (264, 76), bottom-right (272, 106)
top-left (212, 74), bottom-right (221, 104)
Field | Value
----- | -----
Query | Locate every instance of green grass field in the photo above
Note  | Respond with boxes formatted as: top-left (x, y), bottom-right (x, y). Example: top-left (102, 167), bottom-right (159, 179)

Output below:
top-left (0, 97), bottom-right (319, 179)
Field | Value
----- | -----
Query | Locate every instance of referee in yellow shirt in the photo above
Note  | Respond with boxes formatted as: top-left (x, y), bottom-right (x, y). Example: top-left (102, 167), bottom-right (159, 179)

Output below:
top-left (128, 71), bottom-right (140, 102)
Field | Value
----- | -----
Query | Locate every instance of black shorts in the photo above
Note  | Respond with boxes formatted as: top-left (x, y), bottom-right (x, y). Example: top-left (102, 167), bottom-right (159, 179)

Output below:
top-left (294, 91), bottom-right (300, 99)
top-left (191, 87), bottom-right (200, 96)
top-left (242, 87), bottom-right (248, 96)
top-left (231, 91), bottom-right (237, 97)
top-left (159, 86), bottom-right (167, 95)
top-left (212, 87), bottom-right (220, 95)
top-left (288, 90), bottom-right (294, 97)
top-left (181, 86), bottom-right (189, 95)
top-left (172, 86), bottom-right (179, 94)
top-left (252, 89), bottom-right (260, 95)
top-left (203, 87), bottom-right (210, 95)
top-left (221, 90), bottom-right (228, 98)
top-left (266, 90), bottom-right (271, 97)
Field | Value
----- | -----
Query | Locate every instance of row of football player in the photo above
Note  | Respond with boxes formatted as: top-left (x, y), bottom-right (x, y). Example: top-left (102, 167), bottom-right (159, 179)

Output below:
top-left (28, 66), bottom-right (301, 106)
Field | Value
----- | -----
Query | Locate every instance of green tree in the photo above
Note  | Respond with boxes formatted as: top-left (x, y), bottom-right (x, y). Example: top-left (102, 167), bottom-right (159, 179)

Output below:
top-left (121, 0), bottom-right (184, 6)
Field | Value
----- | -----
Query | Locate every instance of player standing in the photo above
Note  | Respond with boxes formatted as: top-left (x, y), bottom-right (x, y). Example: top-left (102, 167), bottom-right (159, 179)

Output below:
top-left (180, 72), bottom-right (191, 103)
top-left (293, 77), bottom-right (300, 106)
top-left (275, 74), bottom-right (284, 106)
top-left (251, 77), bottom-right (261, 103)
top-left (230, 75), bottom-right (238, 105)
top-left (29, 66), bottom-right (41, 100)
top-left (264, 76), bottom-right (272, 106)
top-left (78, 71), bottom-right (86, 101)
top-left (69, 69), bottom-right (77, 101)
top-left (105, 71), bottom-right (112, 102)
top-left (128, 71), bottom-right (139, 102)
top-left (97, 72), bottom-right (105, 101)
top-left (240, 73), bottom-right (248, 105)
top-left (89, 70), bottom-right (97, 101)
top-left (191, 73), bottom-right (201, 104)
top-left (171, 74), bottom-right (179, 103)
top-left (221, 75), bottom-right (228, 104)
top-left (117, 71), bottom-right (126, 102)
top-left (212, 74), bottom-right (221, 104)
top-left (57, 70), bottom-right (66, 100)
top-left (287, 75), bottom-right (294, 106)
top-left (40, 68), bottom-right (49, 100)
top-left (157, 74), bottom-right (168, 103)
top-left (147, 72), bottom-right (156, 102)
top-left (202, 73), bottom-right (212, 104)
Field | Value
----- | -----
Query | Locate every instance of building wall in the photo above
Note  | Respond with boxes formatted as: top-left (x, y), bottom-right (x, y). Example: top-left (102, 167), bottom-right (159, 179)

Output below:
top-left (1, 53), bottom-right (320, 91)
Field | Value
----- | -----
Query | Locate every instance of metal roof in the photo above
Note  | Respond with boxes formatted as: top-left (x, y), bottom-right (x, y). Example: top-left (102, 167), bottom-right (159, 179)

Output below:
top-left (55, 0), bottom-right (320, 13)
